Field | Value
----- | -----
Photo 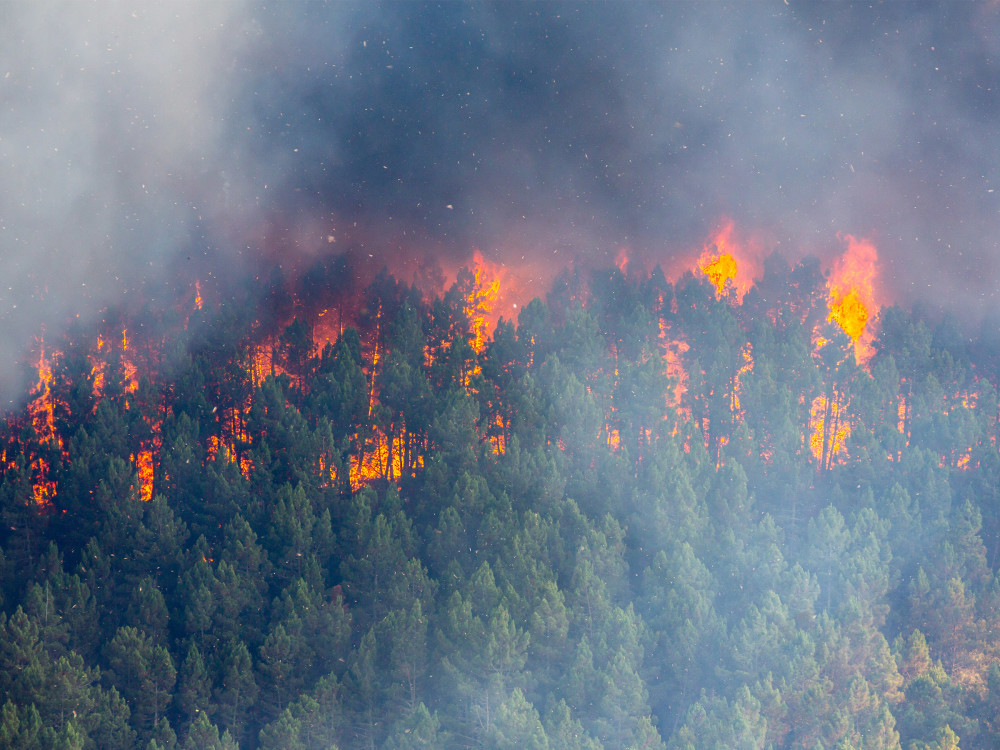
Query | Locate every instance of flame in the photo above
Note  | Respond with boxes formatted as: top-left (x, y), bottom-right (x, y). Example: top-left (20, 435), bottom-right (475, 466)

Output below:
top-left (26, 337), bottom-right (60, 505)
top-left (368, 303), bottom-right (382, 416)
top-left (697, 221), bottom-right (759, 302)
top-left (341, 429), bottom-right (418, 489)
top-left (663, 338), bottom-right (691, 412)
top-left (121, 328), bottom-right (139, 393)
top-left (615, 248), bottom-right (629, 275)
top-left (3, 220), bottom-right (901, 509)
top-left (313, 308), bottom-right (342, 353)
top-left (700, 253), bottom-right (738, 299)
top-left (809, 392), bottom-right (850, 469)
top-left (657, 291), bottom-right (692, 421)
top-left (132, 449), bottom-right (154, 501)
top-left (208, 434), bottom-right (253, 479)
top-left (731, 342), bottom-right (754, 414)
top-left (490, 411), bottom-right (506, 455)
top-left (250, 339), bottom-right (278, 387)
top-left (90, 335), bottom-right (107, 395)
top-left (826, 235), bottom-right (881, 365)
top-left (466, 250), bottom-right (503, 354)
top-left (28, 339), bottom-right (57, 446)
top-left (607, 427), bottom-right (621, 451)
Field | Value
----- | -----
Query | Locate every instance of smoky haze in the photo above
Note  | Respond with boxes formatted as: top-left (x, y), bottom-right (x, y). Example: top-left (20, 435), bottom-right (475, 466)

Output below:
top-left (2, 2), bottom-right (998, 403)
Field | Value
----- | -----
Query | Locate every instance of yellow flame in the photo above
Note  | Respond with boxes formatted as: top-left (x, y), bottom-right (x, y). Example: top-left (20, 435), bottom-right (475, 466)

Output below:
top-left (826, 235), bottom-right (880, 365)
top-left (132, 450), bottom-right (154, 501)
top-left (700, 253), bottom-right (739, 299)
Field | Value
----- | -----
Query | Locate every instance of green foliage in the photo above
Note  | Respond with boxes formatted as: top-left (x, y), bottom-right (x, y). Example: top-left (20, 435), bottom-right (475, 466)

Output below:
top-left (1, 264), bottom-right (999, 747)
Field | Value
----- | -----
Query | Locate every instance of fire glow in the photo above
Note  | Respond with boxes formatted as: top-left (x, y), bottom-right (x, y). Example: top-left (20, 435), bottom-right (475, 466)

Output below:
top-left (26, 338), bottom-right (60, 505)
top-left (697, 221), bottom-right (760, 303)
top-left (8, 217), bottom-right (923, 519)
top-left (826, 235), bottom-right (880, 365)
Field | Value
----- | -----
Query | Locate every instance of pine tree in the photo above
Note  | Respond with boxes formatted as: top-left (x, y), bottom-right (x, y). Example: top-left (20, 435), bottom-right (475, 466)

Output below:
top-left (212, 638), bottom-right (258, 744)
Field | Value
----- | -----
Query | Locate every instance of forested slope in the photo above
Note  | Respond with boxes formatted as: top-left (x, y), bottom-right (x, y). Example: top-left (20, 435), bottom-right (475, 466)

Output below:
top-left (1, 256), bottom-right (998, 749)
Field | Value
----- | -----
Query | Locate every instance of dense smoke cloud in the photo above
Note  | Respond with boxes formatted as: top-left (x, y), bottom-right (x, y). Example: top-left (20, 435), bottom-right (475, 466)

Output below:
top-left (2, 2), bottom-right (999, 401)
top-left (0, 3), bottom-right (259, 402)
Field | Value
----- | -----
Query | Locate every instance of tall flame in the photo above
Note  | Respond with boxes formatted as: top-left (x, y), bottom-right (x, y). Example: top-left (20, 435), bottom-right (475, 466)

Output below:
top-left (29, 338), bottom-right (57, 445)
top-left (697, 220), bottom-right (758, 302)
top-left (700, 253), bottom-right (738, 299)
top-left (121, 328), bottom-right (140, 393)
top-left (615, 247), bottom-right (629, 275)
top-left (466, 250), bottom-right (503, 354)
top-left (27, 337), bottom-right (60, 505)
top-left (826, 235), bottom-right (880, 365)
top-left (132, 450), bottom-right (155, 502)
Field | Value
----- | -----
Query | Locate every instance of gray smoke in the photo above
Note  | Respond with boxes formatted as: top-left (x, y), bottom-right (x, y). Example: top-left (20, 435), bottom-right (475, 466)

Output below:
top-left (2, 1), bottom-right (998, 404)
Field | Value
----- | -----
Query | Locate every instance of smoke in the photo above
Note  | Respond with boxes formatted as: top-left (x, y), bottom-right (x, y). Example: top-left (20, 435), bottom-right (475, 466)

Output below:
top-left (0, 2), bottom-right (258, 402)
top-left (2, 1), bottom-right (998, 402)
top-left (233, 2), bottom-right (1000, 310)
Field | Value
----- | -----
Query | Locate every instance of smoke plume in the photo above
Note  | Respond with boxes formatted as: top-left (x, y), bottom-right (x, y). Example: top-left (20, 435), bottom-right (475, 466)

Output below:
top-left (2, 1), bottom-right (998, 402)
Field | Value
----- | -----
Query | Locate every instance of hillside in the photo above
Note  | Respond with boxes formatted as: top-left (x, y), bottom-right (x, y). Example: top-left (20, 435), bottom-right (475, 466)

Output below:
top-left (1, 251), bottom-right (998, 750)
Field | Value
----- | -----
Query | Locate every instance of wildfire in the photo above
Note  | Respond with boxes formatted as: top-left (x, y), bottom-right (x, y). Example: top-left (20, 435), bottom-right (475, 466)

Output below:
top-left (826, 235), bottom-right (881, 365)
top-left (91, 335), bottom-right (106, 394)
top-left (313, 308), bottom-right (342, 353)
top-left (5, 217), bottom-right (902, 515)
top-left (369, 303), bottom-right (382, 416)
top-left (697, 221), bottom-right (759, 302)
top-left (731, 342), bottom-right (754, 414)
top-left (607, 427), bottom-right (621, 451)
top-left (466, 250), bottom-right (503, 354)
top-left (663, 338), bottom-right (691, 411)
top-left (28, 338), bottom-right (57, 447)
top-left (121, 328), bottom-right (140, 393)
top-left (615, 248), bottom-right (629, 275)
top-left (26, 337), bottom-right (60, 505)
top-left (809, 391), bottom-right (850, 470)
top-left (346, 436), bottom-right (409, 489)
top-left (132, 450), bottom-right (154, 501)
top-left (700, 253), bottom-right (738, 299)
top-left (489, 411), bottom-right (506, 455)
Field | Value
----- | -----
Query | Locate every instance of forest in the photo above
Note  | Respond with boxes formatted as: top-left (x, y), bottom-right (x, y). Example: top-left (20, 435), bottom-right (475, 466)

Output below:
top-left (1, 248), bottom-right (999, 750)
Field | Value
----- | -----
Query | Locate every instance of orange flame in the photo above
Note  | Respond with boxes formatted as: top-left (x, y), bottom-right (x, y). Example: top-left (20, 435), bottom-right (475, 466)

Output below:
top-left (132, 450), bottom-right (154, 501)
top-left (607, 427), bottom-right (621, 451)
top-left (615, 248), bottom-right (629, 275)
top-left (700, 253), bottom-right (738, 299)
top-left (121, 328), bottom-right (139, 393)
top-left (343, 428), bottom-right (416, 489)
top-left (313, 308), bottom-right (342, 353)
top-left (809, 392), bottom-right (850, 469)
top-left (490, 411), bottom-right (506, 455)
top-left (28, 339), bottom-right (57, 446)
top-left (663, 338), bottom-right (691, 413)
top-left (90, 335), bottom-right (107, 395)
top-left (466, 250), bottom-right (503, 354)
top-left (208, 434), bottom-right (253, 479)
top-left (731, 343), bottom-right (754, 414)
top-left (26, 337), bottom-right (60, 505)
top-left (697, 221), bottom-right (759, 302)
top-left (826, 235), bottom-right (881, 365)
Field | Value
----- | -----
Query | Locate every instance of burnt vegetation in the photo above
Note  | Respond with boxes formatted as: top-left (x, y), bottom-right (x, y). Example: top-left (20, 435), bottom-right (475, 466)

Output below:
top-left (1, 255), bottom-right (999, 749)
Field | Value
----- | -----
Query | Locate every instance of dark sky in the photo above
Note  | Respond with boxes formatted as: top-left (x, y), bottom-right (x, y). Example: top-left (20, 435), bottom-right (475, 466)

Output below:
top-left (1, 1), bottom-right (999, 400)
